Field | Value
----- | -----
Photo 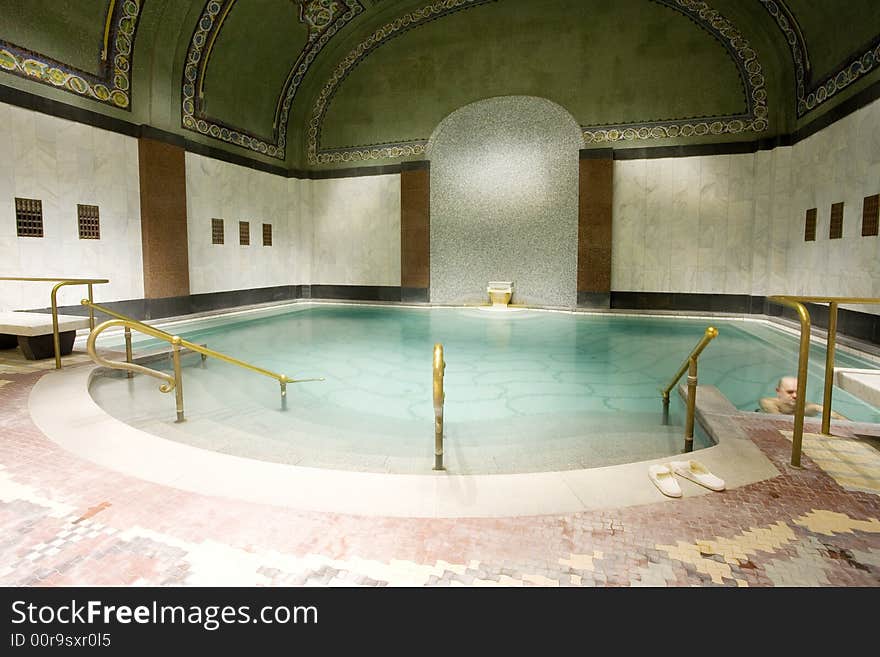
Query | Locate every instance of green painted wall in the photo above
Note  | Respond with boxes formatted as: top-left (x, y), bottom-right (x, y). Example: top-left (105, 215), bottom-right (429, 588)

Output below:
top-left (202, 0), bottom-right (307, 140)
top-left (0, 0), bottom-right (875, 171)
top-left (786, 0), bottom-right (879, 79)
top-left (0, 0), bottom-right (108, 74)
top-left (318, 0), bottom-right (748, 151)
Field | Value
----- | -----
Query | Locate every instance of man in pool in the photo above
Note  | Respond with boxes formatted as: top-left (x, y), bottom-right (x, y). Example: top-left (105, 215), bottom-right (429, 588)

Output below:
top-left (759, 376), bottom-right (846, 419)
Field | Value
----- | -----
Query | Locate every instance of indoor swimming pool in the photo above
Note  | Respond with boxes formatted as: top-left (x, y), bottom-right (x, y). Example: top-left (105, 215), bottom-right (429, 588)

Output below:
top-left (88, 304), bottom-right (880, 475)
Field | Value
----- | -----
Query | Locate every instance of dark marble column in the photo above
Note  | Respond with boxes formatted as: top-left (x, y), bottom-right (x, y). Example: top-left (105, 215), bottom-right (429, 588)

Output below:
top-left (577, 151), bottom-right (613, 308)
top-left (400, 163), bottom-right (430, 302)
top-left (138, 138), bottom-right (190, 299)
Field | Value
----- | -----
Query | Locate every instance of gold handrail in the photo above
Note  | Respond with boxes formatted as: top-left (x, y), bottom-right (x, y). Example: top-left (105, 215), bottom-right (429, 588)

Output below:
top-left (0, 276), bottom-right (110, 369)
top-left (433, 343), bottom-right (445, 471)
top-left (767, 295), bottom-right (880, 467)
top-left (82, 299), bottom-right (323, 421)
top-left (660, 326), bottom-right (718, 452)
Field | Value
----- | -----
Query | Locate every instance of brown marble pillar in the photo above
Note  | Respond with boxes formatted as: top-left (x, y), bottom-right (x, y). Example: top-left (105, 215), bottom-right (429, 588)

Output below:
top-left (400, 163), bottom-right (430, 302)
top-left (137, 138), bottom-right (190, 299)
top-left (577, 151), bottom-right (613, 308)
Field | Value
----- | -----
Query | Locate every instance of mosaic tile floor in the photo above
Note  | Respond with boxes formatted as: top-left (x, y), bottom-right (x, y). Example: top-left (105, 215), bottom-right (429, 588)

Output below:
top-left (0, 359), bottom-right (878, 587)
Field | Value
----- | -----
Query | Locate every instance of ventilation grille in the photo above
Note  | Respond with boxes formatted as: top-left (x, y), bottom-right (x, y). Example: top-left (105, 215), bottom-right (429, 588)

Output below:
top-left (77, 204), bottom-right (100, 239)
top-left (863, 194), bottom-right (879, 237)
top-left (804, 208), bottom-right (817, 241)
top-left (15, 197), bottom-right (43, 237)
top-left (262, 223), bottom-right (272, 246)
top-left (829, 202), bottom-right (844, 239)
top-left (239, 221), bottom-right (249, 246)
top-left (212, 218), bottom-right (224, 244)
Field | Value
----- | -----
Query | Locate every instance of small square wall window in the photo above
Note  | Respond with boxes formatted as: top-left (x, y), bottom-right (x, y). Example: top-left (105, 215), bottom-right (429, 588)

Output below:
top-left (829, 202), bottom-right (844, 239)
top-left (804, 208), bottom-right (816, 241)
top-left (239, 221), bottom-right (250, 246)
top-left (15, 197), bottom-right (43, 237)
top-left (212, 218), bottom-right (224, 244)
top-left (77, 204), bottom-right (100, 239)
top-left (862, 194), bottom-right (879, 237)
top-left (262, 223), bottom-right (272, 246)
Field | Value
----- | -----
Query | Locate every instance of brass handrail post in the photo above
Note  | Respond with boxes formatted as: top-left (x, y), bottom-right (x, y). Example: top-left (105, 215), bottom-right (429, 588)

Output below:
top-left (433, 343), bottom-right (445, 471)
top-left (684, 357), bottom-right (697, 452)
top-left (124, 326), bottom-right (133, 378)
top-left (660, 326), bottom-right (717, 434)
top-left (821, 301), bottom-right (838, 436)
top-left (768, 296), bottom-right (811, 468)
top-left (50, 282), bottom-right (63, 370)
top-left (171, 337), bottom-right (185, 422)
top-left (280, 378), bottom-right (288, 411)
top-left (87, 283), bottom-right (95, 331)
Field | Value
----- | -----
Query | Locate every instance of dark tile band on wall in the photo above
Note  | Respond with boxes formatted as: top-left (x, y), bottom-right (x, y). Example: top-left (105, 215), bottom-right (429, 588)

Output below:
top-left (401, 287), bottom-right (429, 303)
top-left (308, 285), bottom-right (403, 302)
top-left (611, 291), bottom-right (757, 314)
top-left (3, 78), bottom-right (878, 176)
top-left (610, 291), bottom-right (880, 345)
top-left (577, 292), bottom-right (611, 308)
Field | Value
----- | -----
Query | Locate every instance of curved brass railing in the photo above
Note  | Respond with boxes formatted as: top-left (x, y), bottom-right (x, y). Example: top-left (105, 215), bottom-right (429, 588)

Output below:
top-left (82, 299), bottom-right (322, 422)
top-left (0, 276), bottom-right (110, 369)
top-left (661, 326), bottom-right (719, 452)
top-left (767, 295), bottom-right (880, 467)
top-left (433, 343), bottom-right (446, 471)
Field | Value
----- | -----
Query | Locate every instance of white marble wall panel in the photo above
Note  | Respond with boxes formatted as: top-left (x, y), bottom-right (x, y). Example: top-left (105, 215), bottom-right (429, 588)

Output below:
top-left (308, 174), bottom-right (400, 286)
top-left (783, 98), bottom-right (880, 315)
top-left (186, 153), bottom-right (295, 294)
top-left (288, 177), bottom-right (311, 285)
top-left (611, 97), bottom-right (879, 315)
top-left (614, 153), bottom-right (755, 296)
top-left (610, 160), bottom-right (646, 291)
top-left (0, 103), bottom-right (143, 311)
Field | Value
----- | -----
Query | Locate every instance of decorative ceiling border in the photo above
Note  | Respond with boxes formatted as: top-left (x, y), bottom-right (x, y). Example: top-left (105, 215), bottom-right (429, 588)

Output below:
top-left (308, 0), bottom-right (769, 163)
top-left (0, 0), bottom-right (142, 111)
top-left (307, 0), bottom-right (497, 165)
top-left (760, 0), bottom-right (880, 117)
top-left (583, 0), bottom-right (768, 144)
top-left (181, 0), bottom-right (364, 160)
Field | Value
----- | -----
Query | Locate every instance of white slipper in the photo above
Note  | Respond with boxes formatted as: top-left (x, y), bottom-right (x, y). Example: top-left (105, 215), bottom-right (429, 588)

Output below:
top-left (670, 460), bottom-right (725, 491)
top-left (648, 464), bottom-right (682, 498)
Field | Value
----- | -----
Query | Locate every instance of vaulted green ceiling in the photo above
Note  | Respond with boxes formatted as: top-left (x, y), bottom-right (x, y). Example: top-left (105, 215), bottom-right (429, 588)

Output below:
top-left (0, 0), bottom-right (878, 170)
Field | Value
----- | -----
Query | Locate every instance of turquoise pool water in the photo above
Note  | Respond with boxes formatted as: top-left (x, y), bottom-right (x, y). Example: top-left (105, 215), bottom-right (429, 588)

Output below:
top-left (89, 305), bottom-right (880, 474)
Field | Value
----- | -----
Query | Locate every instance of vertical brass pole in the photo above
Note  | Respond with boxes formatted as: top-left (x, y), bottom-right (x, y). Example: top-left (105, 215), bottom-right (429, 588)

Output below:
top-left (87, 283), bottom-right (95, 331)
top-left (124, 326), bottom-right (133, 378)
top-left (171, 337), bottom-right (185, 422)
top-left (821, 302), bottom-right (838, 436)
top-left (791, 303), bottom-right (811, 468)
top-left (661, 392), bottom-right (670, 425)
top-left (684, 357), bottom-right (697, 453)
top-left (433, 343), bottom-right (445, 471)
top-left (51, 283), bottom-right (63, 370)
top-left (280, 379), bottom-right (287, 411)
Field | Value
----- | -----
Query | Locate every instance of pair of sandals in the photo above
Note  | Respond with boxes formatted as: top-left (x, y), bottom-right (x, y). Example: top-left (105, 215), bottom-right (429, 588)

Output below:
top-left (648, 460), bottom-right (725, 498)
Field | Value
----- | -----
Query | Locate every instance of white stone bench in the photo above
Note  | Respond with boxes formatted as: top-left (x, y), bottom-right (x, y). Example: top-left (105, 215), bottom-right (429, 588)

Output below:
top-left (0, 312), bottom-right (91, 360)
top-left (835, 367), bottom-right (880, 409)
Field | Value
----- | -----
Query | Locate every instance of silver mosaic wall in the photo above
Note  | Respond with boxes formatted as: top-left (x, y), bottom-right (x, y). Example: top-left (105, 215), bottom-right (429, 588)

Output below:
top-left (428, 96), bottom-right (581, 307)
